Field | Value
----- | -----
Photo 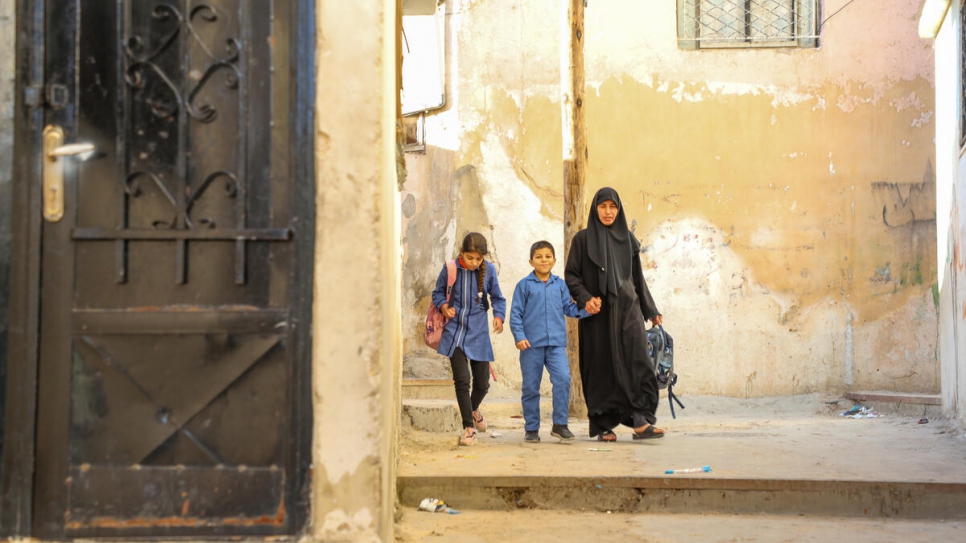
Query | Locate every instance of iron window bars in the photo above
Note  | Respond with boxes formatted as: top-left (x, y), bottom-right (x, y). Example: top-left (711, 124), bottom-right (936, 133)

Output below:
top-left (678, 0), bottom-right (819, 49)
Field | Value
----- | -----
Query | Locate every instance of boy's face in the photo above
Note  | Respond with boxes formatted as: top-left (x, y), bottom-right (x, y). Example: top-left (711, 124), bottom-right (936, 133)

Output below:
top-left (529, 247), bottom-right (556, 276)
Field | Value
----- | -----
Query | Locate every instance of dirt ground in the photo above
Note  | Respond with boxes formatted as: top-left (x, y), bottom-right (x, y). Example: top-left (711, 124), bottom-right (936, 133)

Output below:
top-left (395, 510), bottom-right (965, 542)
top-left (395, 393), bottom-right (966, 542)
top-left (398, 393), bottom-right (964, 481)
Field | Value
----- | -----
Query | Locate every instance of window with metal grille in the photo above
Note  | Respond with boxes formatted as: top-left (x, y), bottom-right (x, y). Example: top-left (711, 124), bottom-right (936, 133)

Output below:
top-left (677, 0), bottom-right (820, 49)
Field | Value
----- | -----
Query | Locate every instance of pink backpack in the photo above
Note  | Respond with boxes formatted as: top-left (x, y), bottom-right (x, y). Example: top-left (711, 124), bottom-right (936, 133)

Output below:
top-left (424, 260), bottom-right (457, 350)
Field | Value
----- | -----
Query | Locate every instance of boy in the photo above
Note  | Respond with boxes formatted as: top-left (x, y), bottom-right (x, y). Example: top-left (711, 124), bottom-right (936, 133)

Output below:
top-left (509, 240), bottom-right (589, 443)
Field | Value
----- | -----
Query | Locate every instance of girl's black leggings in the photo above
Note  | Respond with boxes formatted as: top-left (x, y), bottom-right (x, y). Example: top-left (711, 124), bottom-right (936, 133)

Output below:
top-left (449, 347), bottom-right (490, 429)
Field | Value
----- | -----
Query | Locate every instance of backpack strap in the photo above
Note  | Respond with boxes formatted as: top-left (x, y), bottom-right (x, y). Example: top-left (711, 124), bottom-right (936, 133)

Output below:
top-left (667, 376), bottom-right (685, 418)
top-left (444, 260), bottom-right (457, 302)
top-left (655, 325), bottom-right (684, 418)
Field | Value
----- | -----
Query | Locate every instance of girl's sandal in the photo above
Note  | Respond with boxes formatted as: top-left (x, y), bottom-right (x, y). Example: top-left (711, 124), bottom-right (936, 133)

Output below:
top-left (459, 428), bottom-right (478, 446)
top-left (472, 410), bottom-right (487, 433)
top-left (632, 424), bottom-right (665, 440)
top-left (597, 430), bottom-right (617, 442)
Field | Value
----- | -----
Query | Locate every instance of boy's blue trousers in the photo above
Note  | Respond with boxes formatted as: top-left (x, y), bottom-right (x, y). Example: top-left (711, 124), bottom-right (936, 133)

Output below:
top-left (519, 345), bottom-right (571, 432)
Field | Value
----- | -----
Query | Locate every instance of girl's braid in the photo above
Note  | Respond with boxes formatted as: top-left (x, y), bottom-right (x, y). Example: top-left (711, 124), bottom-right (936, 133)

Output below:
top-left (461, 232), bottom-right (491, 311)
top-left (477, 260), bottom-right (489, 311)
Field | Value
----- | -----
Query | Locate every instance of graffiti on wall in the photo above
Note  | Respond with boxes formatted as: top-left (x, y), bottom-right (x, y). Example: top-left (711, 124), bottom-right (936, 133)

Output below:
top-left (872, 161), bottom-right (936, 228)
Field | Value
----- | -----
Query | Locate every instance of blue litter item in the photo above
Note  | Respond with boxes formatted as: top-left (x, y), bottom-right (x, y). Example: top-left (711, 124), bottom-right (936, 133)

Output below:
top-left (665, 466), bottom-right (712, 475)
top-left (841, 404), bottom-right (863, 416)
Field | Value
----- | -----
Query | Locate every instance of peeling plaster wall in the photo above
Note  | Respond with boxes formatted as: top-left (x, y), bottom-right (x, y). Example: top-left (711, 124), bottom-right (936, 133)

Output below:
top-left (313, 1), bottom-right (400, 541)
top-left (584, 0), bottom-right (938, 396)
top-left (402, 0), bottom-right (938, 398)
top-left (402, 0), bottom-right (568, 392)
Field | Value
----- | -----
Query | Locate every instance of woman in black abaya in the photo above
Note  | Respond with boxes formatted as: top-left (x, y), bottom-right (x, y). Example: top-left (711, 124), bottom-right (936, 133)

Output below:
top-left (565, 187), bottom-right (665, 441)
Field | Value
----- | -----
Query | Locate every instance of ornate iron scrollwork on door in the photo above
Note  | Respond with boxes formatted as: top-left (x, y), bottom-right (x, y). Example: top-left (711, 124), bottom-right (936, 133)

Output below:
top-left (73, 2), bottom-right (289, 285)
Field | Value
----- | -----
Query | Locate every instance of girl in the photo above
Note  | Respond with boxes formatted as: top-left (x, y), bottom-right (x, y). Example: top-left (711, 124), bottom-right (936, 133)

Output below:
top-left (432, 232), bottom-right (506, 446)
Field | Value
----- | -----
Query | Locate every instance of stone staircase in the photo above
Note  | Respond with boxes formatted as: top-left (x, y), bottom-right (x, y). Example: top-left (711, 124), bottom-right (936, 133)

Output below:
top-left (401, 377), bottom-right (544, 432)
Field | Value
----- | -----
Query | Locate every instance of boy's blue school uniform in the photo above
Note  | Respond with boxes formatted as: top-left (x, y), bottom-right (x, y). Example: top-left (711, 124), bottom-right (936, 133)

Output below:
top-left (509, 271), bottom-right (588, 431)
top-left (432, 260), bottom-right (506, 361)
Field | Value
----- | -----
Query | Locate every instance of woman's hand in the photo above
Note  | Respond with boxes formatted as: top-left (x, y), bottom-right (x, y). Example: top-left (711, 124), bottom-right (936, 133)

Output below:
top-left (441, 304), bottom-right (456, 319)
top-left (584, 296), bottom-right (602, 315)
top-left (493, 317), bottom-right (504, 333)
top-left (515, 339), bottom-right (530, 351)
top-left (651, 314), bottom-right (663, 326)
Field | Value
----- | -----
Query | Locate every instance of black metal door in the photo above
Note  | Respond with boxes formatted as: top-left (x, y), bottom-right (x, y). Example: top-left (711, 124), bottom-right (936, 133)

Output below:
top-left (30, 0), bottom-right (313, 538)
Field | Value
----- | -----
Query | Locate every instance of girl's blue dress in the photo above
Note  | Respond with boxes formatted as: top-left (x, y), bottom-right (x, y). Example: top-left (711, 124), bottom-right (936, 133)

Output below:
top-left (431, 259), bottom-right (506, 361)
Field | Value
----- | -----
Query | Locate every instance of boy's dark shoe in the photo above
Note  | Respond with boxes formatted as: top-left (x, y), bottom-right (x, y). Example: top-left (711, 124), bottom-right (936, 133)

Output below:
top-left (524, 431), bottom-right (540, 443)
top-left (551, 424), bottom-right (575, 441)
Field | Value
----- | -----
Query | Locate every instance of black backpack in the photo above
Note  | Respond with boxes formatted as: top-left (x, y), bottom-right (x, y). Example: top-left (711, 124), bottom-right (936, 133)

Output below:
top-left (647, 325), bottom-right (684, 418)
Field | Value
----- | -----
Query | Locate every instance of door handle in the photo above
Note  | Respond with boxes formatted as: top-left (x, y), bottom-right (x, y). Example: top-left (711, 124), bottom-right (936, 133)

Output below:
top-left (42, 125), bottom-right (96, 222)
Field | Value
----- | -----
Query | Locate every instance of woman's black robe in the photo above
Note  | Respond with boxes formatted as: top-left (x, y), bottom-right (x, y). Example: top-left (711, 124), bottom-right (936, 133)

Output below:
top-left (565, 219), bottom-right (662, 435)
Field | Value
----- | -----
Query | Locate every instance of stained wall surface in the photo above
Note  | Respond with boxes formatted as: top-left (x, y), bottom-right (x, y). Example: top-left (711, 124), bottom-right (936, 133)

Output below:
top-left (402, 0), bottom-right (938, 398)
top-left (312, 1), bottom-right (400, 541)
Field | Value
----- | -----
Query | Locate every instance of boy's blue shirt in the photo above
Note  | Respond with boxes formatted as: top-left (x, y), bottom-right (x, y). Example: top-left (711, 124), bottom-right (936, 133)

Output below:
top-left (509, 271), bottom-right (588, 348)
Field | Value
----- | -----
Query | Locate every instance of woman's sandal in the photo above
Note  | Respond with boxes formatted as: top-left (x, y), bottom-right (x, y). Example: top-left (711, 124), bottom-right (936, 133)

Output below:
top-left (472, 410), bottom-right (487, 433)
top-left (459, 428), bottom-right (478, 446)
top-left (597, 430), bottom-right (617, 442)
top-left (632, 424), bottom-right (665, 440)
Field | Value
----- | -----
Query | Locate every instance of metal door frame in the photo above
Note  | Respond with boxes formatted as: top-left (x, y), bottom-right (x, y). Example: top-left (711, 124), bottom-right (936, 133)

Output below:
top-left (0, 0), bottom-right (316, 537)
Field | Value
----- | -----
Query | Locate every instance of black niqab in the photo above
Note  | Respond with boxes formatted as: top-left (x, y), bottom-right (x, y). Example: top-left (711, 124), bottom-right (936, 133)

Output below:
top-left (587, 187), bottom-right (639, 301)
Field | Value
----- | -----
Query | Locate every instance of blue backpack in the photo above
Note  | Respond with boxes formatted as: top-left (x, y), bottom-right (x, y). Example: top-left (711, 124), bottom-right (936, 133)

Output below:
top-left (647, 325), bottom-right (684, 418)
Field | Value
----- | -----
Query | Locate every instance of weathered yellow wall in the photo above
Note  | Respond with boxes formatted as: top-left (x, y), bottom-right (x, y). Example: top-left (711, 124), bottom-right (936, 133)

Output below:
top-left (403, 0), bottom-right (937, 398)
top-left (584, 0), bottom-right (936, 396)
top-left (313, 1), bottom-right (400, 540)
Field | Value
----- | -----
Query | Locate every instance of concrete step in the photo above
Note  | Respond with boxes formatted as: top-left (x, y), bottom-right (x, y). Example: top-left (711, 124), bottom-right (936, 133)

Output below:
top-left (846, 391), bottom-right (941, 405)
top-left (401, 397), bottom-right (551, 432)
top-left (846, 390), bottom-right (943, 418)
top-left (401, 378), bottom-right (453, 400)
top-left (398, 475), bottom-right (966, 519)
top-left (401, 399), bottom-right (461, 432)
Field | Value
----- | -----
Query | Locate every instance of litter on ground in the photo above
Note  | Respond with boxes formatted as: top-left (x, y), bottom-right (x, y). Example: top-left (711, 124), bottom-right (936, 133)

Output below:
top-left (418, 497), bottom-right (460, 514)
top-left (840, 404), bottom-right (880, 418)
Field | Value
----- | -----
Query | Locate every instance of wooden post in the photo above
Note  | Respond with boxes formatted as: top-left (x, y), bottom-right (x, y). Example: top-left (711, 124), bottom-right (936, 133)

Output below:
top-left (562, 0), bottom-right (587, 418)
